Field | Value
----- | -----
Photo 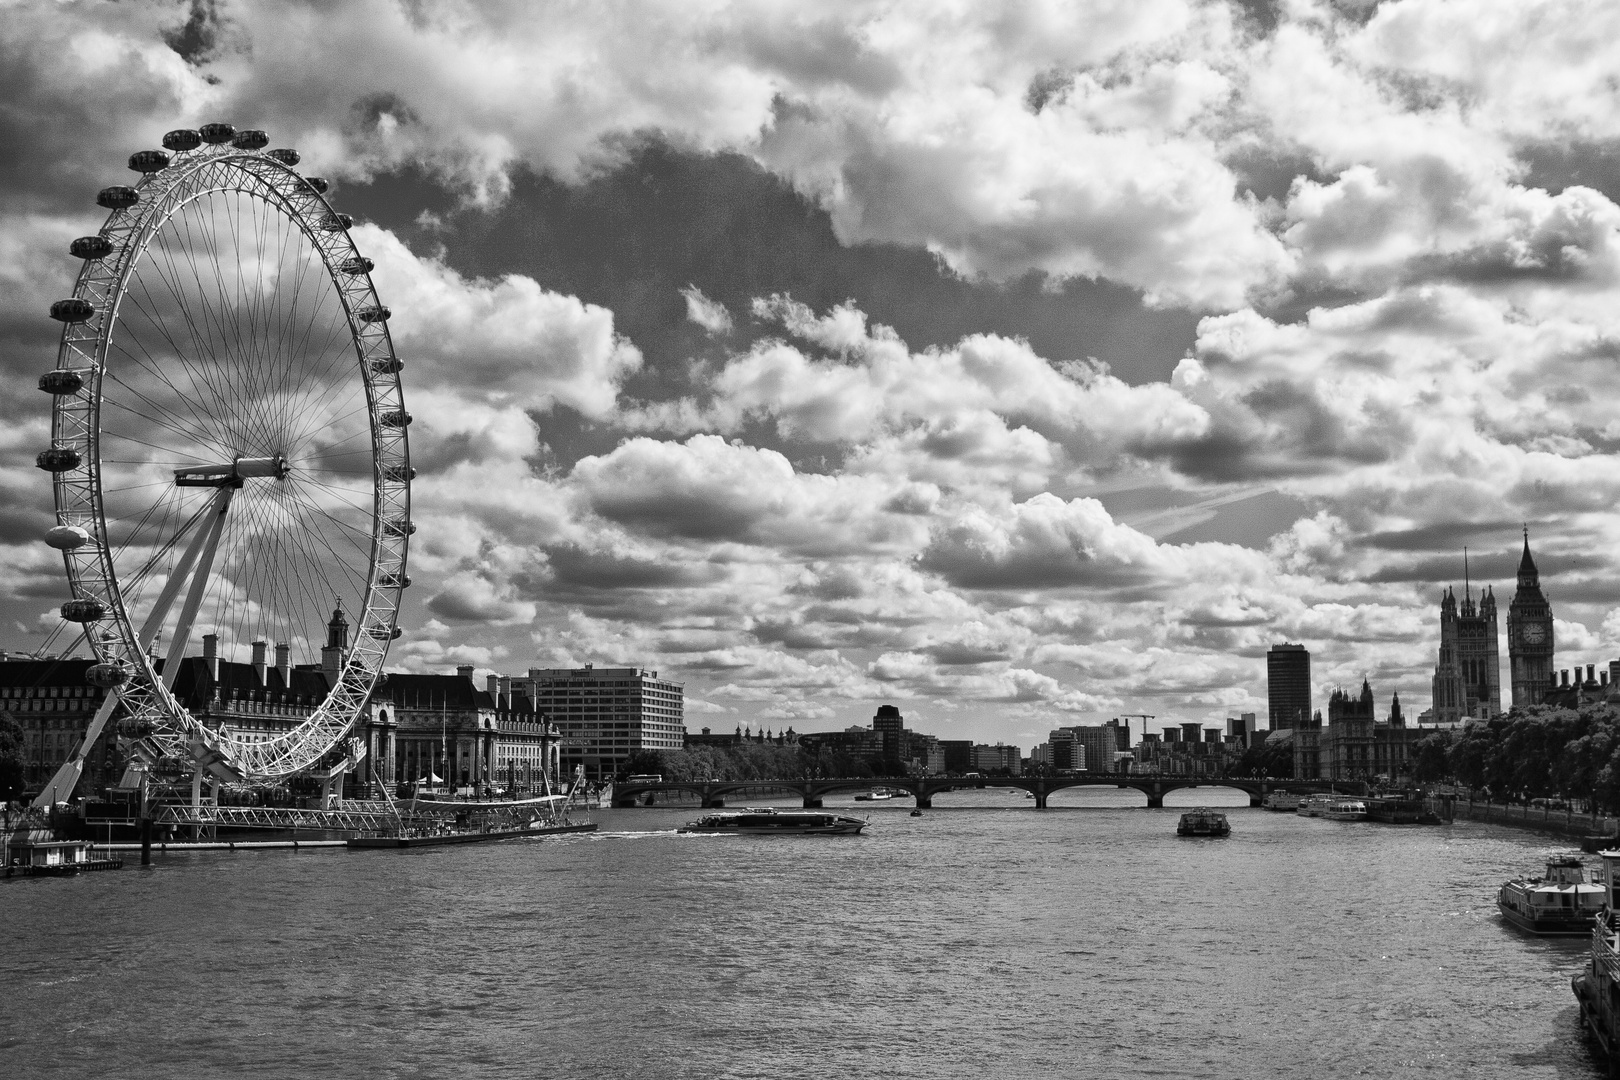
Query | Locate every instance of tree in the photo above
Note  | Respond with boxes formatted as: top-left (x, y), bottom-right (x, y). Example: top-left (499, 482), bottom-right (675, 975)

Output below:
top-left (0, 711), bottom-right (26, 802)
top-left (1410, 732), bottom-right (1452, 784)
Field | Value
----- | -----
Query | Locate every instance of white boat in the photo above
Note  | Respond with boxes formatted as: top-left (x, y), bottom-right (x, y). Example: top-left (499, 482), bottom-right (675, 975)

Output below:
top-left (1320, 799), bottom-right (1368, 821)
top-left (854, 790), bottom-right (895, 802)
top-left (1262, 792), bottom-right (1302, 812)
top-left (1296, 794), bottom-right (1333, 817)
top-left (1501, 856), bottom-right (1605, 935)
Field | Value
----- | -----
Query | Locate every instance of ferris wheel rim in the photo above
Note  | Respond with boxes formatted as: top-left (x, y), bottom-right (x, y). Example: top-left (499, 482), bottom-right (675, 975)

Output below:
top-left (44, 130), bottom-right (412, 782)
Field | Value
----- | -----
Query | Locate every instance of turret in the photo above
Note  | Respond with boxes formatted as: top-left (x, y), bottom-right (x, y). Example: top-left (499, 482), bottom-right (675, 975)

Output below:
top-left (1390, 691), bottom-right (1404, 727)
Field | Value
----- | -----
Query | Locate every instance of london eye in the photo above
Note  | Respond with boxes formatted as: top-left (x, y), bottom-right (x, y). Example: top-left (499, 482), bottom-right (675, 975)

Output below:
top-left (37, 122), bottom-right (412, 794)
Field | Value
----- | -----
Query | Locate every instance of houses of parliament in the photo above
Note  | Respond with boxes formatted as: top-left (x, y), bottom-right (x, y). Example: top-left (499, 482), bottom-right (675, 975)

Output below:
top-left (1430, 529), bottom-right (1579, 722)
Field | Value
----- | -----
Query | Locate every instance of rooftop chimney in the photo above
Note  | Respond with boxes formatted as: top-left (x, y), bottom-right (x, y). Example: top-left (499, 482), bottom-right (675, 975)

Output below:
top-left (457, 664), bottom-right (474, 679)
top-left (1589, 664), bottom-right (1597, 685)
top-left (203, 633), bottom-right (219, 681)
top-left (487, 674), bottom-right (499, 695)
top-left (275, 642), bottom-right (290, 687)
top-left (251, 640), bottom-right (267, 685)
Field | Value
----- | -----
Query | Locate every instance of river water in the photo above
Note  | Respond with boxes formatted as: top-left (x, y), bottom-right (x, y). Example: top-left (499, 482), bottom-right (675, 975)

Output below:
top-left (0, 786), bottom-right (1607, 1079)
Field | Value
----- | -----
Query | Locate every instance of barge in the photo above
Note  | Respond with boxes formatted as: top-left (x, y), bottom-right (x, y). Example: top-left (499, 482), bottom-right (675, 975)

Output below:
top-left (678, 809), bottom-right (867, 834)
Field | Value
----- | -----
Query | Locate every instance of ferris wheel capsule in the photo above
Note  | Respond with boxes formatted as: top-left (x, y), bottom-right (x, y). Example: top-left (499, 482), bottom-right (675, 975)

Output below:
top-left (70, 236), bottom-right (114, 260)
top-left (379, 408), bottom-right (411, 427)
top-left (162, 129), bottom-right (202, 152)
top-left (87, 662), bottom-right (130, 689)
top-left (36, 448), bottom-right (81, 472)
top-left (267, 148), bottom-right (300, 166)
top-left (128, 150), bottom-right (170, 173)
top-left (45, 525), bottom-right (92, 550)
top-left (231, 129), bottom-right (269, 150)
top-left (50, 298), bottom-right (94, 323)
top-left (357, 306), bottom-right (390, 324)
top-left (199, 122), bottom-right (235, 144)
top-left (338, 256), bottom-right (374, 275)
top-left (372, 357), bottom-right (403, 375)
top-left (97, 186), bottom-right (139, 210)
top-left (38, 370), bottom-right (84, 395)
top-left (61, 599), bottom-right (107, 623)
top-left (304, 176), bottom-right (329, 194)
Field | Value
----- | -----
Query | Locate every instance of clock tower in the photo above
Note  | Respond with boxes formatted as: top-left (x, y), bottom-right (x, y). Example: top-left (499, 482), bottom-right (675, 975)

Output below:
top-left (1507, 528), bottom-right (1554, 707)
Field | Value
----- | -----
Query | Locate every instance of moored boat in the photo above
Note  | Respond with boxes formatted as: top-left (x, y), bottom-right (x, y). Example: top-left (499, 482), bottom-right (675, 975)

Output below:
top-left (1262, 792), bottom-right (1302, 812)
top-left (1320, 799), bottom-right (1368, 821)
top-left (1573, 851), bottom-right (1620, 1066)
top-left (1500, 856), bottom-right (1605, 935)
top-left (1365, 793), bottom-right (1428, 824)
top-left (1296, 794), bottom-right (1334, 817)
top-left (677, 808), bottom-right (867, 834)
top-left (1176, 808), bottom-right (1230, 837)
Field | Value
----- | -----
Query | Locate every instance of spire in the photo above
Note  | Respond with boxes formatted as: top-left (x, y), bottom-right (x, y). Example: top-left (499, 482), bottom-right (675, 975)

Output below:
top-left (1517, 525), bottom-right (1539, 585)
top-left (1360, 676), bottom-right (1373, 704)
top-left (1464, 547), bottom-right (1470, 603)
top-left (1390, 691), bottom-right (1403, 726)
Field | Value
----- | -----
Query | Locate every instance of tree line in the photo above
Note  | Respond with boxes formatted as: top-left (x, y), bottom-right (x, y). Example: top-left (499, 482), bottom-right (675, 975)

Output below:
top-left (1405, 702), bottom-right (1620, 810)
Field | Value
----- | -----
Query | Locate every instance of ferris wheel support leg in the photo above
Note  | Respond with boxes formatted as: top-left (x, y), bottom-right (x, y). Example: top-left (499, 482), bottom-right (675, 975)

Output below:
top-left (27, 687), bottom-right (127, 810)
top-left (161, 487), bottom-right (234, 692)
top-left (135, 503), bottom-right (215, 652)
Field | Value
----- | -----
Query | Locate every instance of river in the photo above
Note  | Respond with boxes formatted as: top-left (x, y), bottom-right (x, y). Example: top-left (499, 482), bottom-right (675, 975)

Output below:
top-left (0, 786), bottom-right (1606, 1079)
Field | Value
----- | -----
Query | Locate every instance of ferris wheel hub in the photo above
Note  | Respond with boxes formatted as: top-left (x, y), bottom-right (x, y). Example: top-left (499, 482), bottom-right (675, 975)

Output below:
top-left (173, 455), bottom-right (290, 487)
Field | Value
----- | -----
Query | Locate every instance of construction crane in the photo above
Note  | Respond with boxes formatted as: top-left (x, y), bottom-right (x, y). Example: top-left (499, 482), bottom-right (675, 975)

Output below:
top-left (1117, 714), bottom-right (1156, 747)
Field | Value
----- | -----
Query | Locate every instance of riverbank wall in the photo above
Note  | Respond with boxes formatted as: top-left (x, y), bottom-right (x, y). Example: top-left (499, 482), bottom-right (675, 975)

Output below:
top-left (1428, 796), bottom-right (1620, 846)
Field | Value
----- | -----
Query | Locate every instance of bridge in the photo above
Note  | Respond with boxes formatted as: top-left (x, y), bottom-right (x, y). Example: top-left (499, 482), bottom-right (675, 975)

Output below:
top-left (611, 775), bottom-right (1365, 810)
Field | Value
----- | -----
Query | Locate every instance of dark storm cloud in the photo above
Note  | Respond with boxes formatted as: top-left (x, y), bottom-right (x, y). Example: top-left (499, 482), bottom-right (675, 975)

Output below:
top-left (1359, 520), bottom-right (1523, 552)
top-left (339, 142), bottom-right (1201, 419)
top-left (542, 546), bottom-right (718, 591)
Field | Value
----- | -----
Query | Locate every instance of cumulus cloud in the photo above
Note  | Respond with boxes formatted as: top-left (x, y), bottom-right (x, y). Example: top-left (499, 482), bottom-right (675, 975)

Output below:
top-left (10, 0), bottom-right (1620, 739)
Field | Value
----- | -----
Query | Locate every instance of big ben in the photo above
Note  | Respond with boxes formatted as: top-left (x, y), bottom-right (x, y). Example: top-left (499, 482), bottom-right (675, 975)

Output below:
top-left (1507, 528), bottom-right (1555, 707)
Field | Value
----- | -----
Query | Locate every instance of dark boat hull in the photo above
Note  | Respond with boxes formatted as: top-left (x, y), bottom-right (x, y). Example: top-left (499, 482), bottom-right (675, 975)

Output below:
top-left (348, 822), bottom-right (598, 849)
top-left (1498, 898), bottom-right (1595, 936)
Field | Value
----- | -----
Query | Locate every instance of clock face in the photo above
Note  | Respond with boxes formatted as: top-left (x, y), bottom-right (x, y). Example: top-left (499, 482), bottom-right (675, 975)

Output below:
top-left (1523, 624), bottom-right (1546, 645)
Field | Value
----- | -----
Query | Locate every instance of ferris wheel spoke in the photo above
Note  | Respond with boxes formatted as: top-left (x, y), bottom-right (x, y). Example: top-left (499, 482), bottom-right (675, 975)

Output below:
top-left (105, 320), bottom-right (236, 455)
top-left (120, 273), bottom-right (242, 450)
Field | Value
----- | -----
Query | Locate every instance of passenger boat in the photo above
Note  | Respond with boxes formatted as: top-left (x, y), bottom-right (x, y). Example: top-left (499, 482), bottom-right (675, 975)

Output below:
top-left (1296, 794), bottom-right (1334, 817)
top-left (1499, 856), bottom-right (1606, 935)
top-left (1320, 799), bottom-right (1368, 821)
top-left (1176, 808), bottom-right (1230, 837)
top-left (677, 809), bottom-right (868, 834)
top-left (1262, 792), bottom-right (1302, 812)
top-left (854, 789), bottom-right (895, 801)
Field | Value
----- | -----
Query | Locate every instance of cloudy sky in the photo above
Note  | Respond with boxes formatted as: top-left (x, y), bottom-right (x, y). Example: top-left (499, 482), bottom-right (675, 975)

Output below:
top-left (6, 0), bottom-right (1620, 746)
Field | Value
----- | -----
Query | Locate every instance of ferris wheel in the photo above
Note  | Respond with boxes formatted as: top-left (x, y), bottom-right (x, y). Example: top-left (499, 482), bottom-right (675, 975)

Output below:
top-left (37, 122), bottom-right (412, 791)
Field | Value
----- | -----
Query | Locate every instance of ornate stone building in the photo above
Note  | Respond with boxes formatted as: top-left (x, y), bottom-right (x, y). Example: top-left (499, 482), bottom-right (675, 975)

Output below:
top-left (1430, 578), bottom-right (1501, 723)
top-left (1293, 680), bottom-right (1422, 781)
top-left (1507, 530), bottom-right (1556, 708)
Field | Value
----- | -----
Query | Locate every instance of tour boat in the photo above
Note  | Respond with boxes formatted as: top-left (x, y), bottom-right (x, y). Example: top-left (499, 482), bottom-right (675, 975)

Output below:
top-left (1500, 856), bottom-right (1606, 935)
top-left (1176, 808), bottom-right (1230, 837)
top-left (1320, 799), bottom-right (1369, 821)
top-left (1262, 792), bottom-right (1302, 812)
top-left (677, 808), bottom-right (868, 835)
top-left (854, 789), bottom-right (895, 801)
top-left (1296, 794), bottom-right (1333, 817)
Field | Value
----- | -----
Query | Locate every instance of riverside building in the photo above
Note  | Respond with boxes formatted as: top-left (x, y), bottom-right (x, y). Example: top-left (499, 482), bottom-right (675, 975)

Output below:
top-left (507, 666), bottom-right (685, 782)
top-left (1429, 573), bottom-right (1501, 723)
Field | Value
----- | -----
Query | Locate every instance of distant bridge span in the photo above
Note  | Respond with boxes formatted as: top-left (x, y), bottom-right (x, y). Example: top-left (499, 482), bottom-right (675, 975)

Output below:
top-left (612, 775), bottom-right (1365, 810)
